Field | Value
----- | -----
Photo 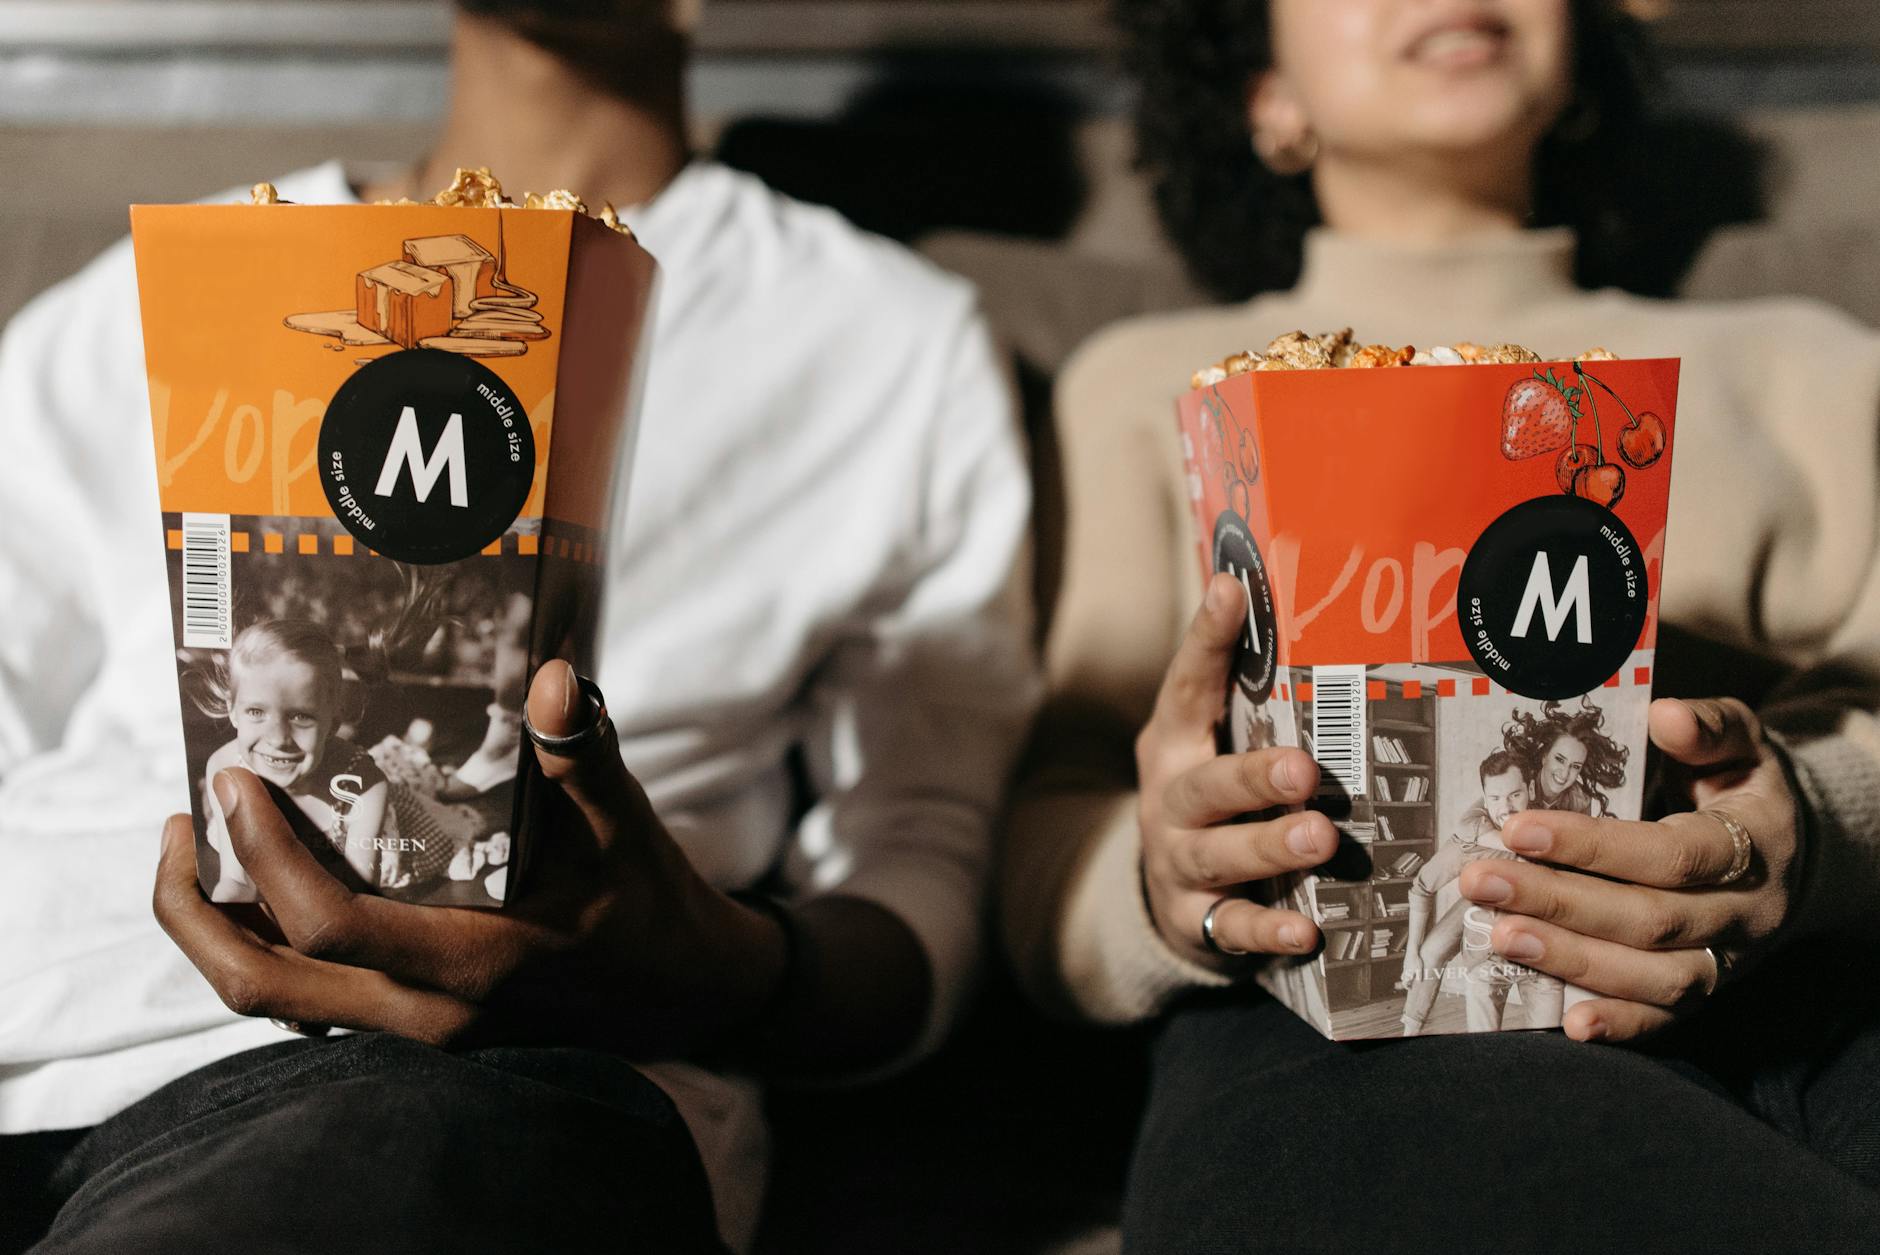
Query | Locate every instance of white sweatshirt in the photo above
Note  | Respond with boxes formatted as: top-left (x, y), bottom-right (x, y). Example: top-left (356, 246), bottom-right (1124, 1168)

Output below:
top-left (0, 160), bottom-right (1038, 1247)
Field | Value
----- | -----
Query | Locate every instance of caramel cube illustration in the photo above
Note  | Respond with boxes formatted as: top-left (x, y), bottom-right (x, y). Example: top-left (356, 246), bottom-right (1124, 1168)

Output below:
top-left (403, 235), bottom-right (498, 321)
top-left (356, 261), bottom-right (453, 349)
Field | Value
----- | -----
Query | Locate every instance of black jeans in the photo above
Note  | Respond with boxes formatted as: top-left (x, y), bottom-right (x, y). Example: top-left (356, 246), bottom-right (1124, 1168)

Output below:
top-left (1, 1034), bottom-right (726, 1255)
top-left (1125, 941), bottom-right (1880, 1254)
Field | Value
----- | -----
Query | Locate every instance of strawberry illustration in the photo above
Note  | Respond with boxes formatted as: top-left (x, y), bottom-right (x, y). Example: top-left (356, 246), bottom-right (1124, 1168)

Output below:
top-left (1500, 369), bottom-right (1583, 460)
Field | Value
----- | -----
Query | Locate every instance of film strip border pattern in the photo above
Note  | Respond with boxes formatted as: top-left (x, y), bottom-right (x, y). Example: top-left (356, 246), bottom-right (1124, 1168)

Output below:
top-left (1276, 667), bottom-right (1655, 704)
top-left (160, 514), bottom-right (608, 566)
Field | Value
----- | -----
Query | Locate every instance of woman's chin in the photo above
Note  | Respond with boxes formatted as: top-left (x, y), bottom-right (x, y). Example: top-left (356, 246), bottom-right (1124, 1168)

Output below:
top-left (1381, 89), bottom-right (1559, 155)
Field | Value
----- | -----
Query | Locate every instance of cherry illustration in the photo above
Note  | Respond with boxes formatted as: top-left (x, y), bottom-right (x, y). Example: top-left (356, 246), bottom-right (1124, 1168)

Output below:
top-left (1573, 463), bottom-right (1626, 508)
top-left (1555, 443), bottom-right (1598, 494)
top-left (1228, 477), bottom-right (1251, 522)
top-left (1577, 364), bottom-right (1667, 472)
top-left (1617, 410), bottom-right (1667, 468)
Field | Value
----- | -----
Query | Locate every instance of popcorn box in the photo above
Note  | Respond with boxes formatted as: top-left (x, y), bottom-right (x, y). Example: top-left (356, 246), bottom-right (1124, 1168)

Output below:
top-left (1177, 355), bottom-right (1679, 1038)
top-left (131, 197), bottom-right (657, 908)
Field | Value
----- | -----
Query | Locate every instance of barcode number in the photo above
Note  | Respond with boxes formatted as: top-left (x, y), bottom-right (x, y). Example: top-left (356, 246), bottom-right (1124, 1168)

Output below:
top-left (1310, 665), bottom-right (1367, 800)
top-left (182, 513), bottom-right (232, 650)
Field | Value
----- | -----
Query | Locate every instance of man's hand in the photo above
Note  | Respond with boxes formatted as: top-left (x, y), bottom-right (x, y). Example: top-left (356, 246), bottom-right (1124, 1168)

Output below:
top-left (153, 661), bottom-right (787, 1056)
top-left (1135, 573), bottom-right (1338, 966)
top-left (1462, 697), bottom-right (1803, 1044)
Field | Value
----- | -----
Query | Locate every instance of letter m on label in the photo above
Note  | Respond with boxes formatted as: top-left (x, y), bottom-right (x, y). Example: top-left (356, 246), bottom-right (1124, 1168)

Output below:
top-left (375, 408), bottom-right (469, 507)
top-left (1228, 561), bottom-right (1262, 654)
top-left (1509, 552), bottom-right (1592, 644)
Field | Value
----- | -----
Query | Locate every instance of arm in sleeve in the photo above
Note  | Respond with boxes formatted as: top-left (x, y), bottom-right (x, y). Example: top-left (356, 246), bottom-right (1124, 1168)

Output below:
top-left (784, 299), bottom-right (1040, 1070)
top-left (0, 245), bottom-right (151, 779)
top-left (1736, 311), bottom-right (1880, 941)
top-left (998, 322), bottom-right (1232, 1025)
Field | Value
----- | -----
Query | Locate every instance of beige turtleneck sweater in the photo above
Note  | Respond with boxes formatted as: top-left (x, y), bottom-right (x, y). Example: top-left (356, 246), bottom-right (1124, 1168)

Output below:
top-left (1002, 227), bottom-right (1880, 1024)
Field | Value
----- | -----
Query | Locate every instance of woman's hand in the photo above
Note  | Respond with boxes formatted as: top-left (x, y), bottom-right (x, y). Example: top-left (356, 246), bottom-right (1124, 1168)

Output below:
top-left (1136, 574), bottom-right (1339, 967)
top-left (1461, 697), bottom-right (1802, 1043)
top-left (153, 661), bottom-right (786, 1056)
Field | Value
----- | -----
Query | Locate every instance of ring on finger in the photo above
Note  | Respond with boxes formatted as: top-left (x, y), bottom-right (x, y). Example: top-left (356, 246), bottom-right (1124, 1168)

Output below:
top-left (1202, 896), bottom-right (1250, 958)
top-left (1707, 809), bottom-right (1754, 886)
top-left (270, 1018), bottom-right (333, 1038)
top-left (1702, 945), bottom-right (1738, 993)
top-left (522, 674), bottom-right (610, 754)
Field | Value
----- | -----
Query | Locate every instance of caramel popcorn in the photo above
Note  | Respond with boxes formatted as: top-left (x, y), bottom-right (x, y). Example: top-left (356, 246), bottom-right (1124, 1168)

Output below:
top-left (523, 189), bottom-right (587, 213)
top-left (432, 166), bottom-right (509, 209)
top-left (1348, 343), bottom-right (1417, 369)
top-left (1190, 331), bottom-right (1617, 388)
top-left (1453, 342), bottom-right (1543, 365)
top-left (1263, 330), bottom-right (1338, 371)
top-left (245, 167), bottom-right (636, 239)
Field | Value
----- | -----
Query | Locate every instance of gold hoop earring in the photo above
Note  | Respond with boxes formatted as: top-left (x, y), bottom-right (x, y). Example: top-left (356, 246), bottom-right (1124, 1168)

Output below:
top-left (1254, 129), bottom-right (1319, 177)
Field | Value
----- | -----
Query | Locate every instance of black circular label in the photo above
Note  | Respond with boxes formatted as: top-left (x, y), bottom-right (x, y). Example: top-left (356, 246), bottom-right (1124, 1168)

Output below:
top-left (1212, 511), bottom-right (1279, 702)
top-left (1457, 496), bottom-right (1647, 700)
top-left (318, 350), bottom-right (535, 565)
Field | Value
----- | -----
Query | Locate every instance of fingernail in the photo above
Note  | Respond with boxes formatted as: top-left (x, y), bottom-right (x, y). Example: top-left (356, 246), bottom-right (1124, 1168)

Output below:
top-left (1468, 872), bottom-right (1513, 904)
top-left (1498, 931), bottom-right (1544, 962)
top-left (1278, 923), bottom-right (1306, 950)
top-left (1270, 757), bottom-right (1296, 794)
top-left (1287, 819), bottom-right (1323, 858)
top-left (559, 663), bottom-right (582, 724)
top-left (212, 771), bottom-right (239, 818)
top-left (1504, 822), bottom-right (1550, 855)
top-left (1205, 578), bottom-right (1227, 615)
top-left (1578, 1016), bottom-right (1607, 1042)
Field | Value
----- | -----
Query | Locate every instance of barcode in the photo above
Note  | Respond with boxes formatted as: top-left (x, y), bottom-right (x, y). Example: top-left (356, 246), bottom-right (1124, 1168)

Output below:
top-left (1311, 665), bottom-right (1367, 800)
top-left (181, 513), bottom-right (232, 649)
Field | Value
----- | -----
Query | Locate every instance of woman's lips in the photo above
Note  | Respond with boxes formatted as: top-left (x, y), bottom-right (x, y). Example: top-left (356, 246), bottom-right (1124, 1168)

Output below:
top-left (1406, 20), bottom-right (1510, 68)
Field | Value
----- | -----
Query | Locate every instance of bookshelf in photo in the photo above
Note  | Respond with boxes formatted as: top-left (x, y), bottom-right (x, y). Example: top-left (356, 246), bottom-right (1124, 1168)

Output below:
top-left (1306, 668), bottom-right (1441, 1026)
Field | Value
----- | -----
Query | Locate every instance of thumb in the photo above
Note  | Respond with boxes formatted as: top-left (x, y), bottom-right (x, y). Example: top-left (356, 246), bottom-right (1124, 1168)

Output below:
top-left (1148, 573), bottom-right (1247, 740)
top-left (1648, 697), bottom-right (1761, 768)
top-left (526, 660), bottom-right (654, 851)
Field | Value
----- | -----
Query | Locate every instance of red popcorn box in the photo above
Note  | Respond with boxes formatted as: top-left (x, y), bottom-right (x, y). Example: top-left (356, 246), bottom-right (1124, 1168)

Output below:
top-left (1177, 350), bottom-right (1680, 1038)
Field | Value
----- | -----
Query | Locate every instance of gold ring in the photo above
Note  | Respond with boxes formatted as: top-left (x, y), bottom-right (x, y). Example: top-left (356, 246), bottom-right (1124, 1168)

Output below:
top-left (1709, 809), bottom-right (1754, 886)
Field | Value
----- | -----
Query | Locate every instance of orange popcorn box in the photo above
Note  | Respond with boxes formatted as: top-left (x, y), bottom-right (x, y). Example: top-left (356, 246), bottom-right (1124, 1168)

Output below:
top-left (1177, 358), bottom-right (1679, 1039)
top-left (131, 199), bottom-right (656, 908)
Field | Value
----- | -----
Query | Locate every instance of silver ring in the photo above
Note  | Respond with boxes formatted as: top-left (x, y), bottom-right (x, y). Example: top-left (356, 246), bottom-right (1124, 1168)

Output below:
top-left (1201, 896), bottom-right (1250, 958)
top-left (1707, 809), bottom-right (1755, 886)
top-left (521, 674), bottom-right (610, 755)
top-left (1703, 945), bottom-right (1737, 992)
top-left (270, 1018), bottom-right (332, 1037)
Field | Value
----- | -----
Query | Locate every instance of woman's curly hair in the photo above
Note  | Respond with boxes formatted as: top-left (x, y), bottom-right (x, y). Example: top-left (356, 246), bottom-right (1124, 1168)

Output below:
top-left (1501, 698), bottom-right (1629, 815)
top-left (1113, 0), bottom-right (1687, 302)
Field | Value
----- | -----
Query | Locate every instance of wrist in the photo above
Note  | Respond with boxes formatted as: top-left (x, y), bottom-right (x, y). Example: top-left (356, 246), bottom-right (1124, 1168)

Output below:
top-left (724, 889), bottom-right (797, 1031)
top-left (674, 888), bottom-right (797, 1069)
top-left (659, 880), bottom-right (790, 1049)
